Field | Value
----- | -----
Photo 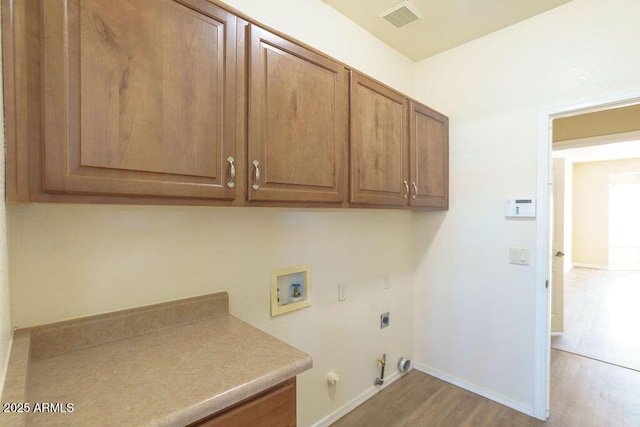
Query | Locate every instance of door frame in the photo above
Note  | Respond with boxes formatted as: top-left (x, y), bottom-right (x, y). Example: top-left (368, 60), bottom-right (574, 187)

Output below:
top-left (534, 88), bottom-right (640, 420)
top-left (550, 157), bottom-right (565, 334)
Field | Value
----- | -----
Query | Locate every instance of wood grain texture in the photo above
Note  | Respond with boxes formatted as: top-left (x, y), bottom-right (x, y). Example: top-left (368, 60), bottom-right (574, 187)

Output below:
top-left (192, 378), bottom-right (296, 427)
top-left (247, 24), bottom-right (348, 203)
top-left (551, 267), bottom-right (640, 371)
top-left (79, 0), bottom-right (222, 177)
top-left (332, 350), bottom-right (640, 427)
top-left (409, 101), bottom-right (449, 209)
top-left (350, 71), bottom-right (409, 207)
top-left (40, 0), bottom-right (237, 199)
top-left (3, 0), bottom-right (448, 208)
top-left (2, 0), bottom-right (33, 202)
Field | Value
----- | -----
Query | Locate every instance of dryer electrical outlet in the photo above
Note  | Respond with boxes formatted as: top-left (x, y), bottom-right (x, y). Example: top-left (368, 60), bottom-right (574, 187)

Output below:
top-left (380, 312), bottom-right (390, 329)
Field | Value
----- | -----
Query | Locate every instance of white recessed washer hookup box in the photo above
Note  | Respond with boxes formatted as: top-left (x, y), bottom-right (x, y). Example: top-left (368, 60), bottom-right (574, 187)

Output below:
top-left (505, 197), bottom-right (536, 218)
top-left (271, 264), bottom-right (312, 317)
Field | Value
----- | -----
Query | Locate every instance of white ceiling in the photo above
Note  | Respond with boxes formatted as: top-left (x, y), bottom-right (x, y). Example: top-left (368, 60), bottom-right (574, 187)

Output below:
top-left (322, 0), bottom-right (574, 61)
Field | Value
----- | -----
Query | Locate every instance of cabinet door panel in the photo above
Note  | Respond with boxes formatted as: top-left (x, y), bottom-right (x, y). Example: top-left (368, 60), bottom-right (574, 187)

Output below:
top-left (350, 72), bottom-right (409, 206)
top-left (42, 0), bottom-right (236, 199)
top-left (410, 102), bottom-right (449, 208)
top-left (247, 25), bottom-right (348, 203)
top-left (193, 378), bottom-right (296, 427)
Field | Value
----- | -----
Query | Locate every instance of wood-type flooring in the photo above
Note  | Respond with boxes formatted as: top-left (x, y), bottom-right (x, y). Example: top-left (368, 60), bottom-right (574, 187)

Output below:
top-left (332, 350), bottom-right (640, 426)
top-left (551, 267), bottom-right (640, 371)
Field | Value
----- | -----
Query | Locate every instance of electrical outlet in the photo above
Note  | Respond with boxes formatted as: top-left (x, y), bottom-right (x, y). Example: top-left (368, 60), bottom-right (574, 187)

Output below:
top-left (380, 312), bottom-right (390, 329)
top-left (338, 283), bottom-right (347, 302)
top-left (383, 274), bottom-right (391, 289)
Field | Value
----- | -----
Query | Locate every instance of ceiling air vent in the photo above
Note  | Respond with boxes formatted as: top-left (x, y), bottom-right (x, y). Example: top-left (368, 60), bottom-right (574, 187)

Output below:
top-left (379, 1), bottom-right (424, 29)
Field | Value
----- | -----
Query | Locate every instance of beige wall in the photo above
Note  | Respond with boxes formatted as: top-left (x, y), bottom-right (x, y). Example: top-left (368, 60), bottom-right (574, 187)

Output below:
top-left (0, 4), bottom-right (12, 395)
top-left (412, 0), bottom-right (640, 415)
top-left (573, 158), bottom-right (640, 268)
top-left (8, 206), bottom-right (415, 425)
top-left (222, 0), bottom-right (415, 96)
top-left (553, 104), bottom-right (640, 142)
top-left (4, 1), bottom-right (416, 425)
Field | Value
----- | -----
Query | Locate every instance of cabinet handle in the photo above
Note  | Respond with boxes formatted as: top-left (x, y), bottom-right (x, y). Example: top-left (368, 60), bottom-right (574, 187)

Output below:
top-left (412, 182), bottom-right (418, 199)
top-left (252, 160), bottom-right (260, 190)
top-left (226, 156), bottom-right (235, 188)
top-left (403, 180), bottom-right (409, 199)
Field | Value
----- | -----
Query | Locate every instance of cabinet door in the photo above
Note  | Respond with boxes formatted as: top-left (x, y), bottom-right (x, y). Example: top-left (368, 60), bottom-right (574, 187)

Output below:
top-left (192, 378), bottom-right (296, 427)
top-left (409, 102), bottom-right (449, 209)
top-left (247, 25), bottom-right (348, 203)
top-left (41, 0), bottom-right (237, 199)
top-left (350, 72), bottom-right (409, 206)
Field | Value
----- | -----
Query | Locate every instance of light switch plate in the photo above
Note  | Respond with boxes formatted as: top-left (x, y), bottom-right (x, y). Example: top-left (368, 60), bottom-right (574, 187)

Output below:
top-left (509, 247), bottom-right (530, 266)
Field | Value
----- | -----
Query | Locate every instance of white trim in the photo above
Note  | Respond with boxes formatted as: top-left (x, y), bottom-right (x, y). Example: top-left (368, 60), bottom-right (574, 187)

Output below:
top-left (572, 262), bottom-right (640, 271)
top-left (554, 130), bottom-right (640, 150)
top-left (413, 363), bottom-right (534, 416)
top-left (563, 262), bottom-right (574, 275)
top-left (534, 107), bottom-right (553, 420)
top-left (572, 262), bottom-right (609, 270)
top-left (535, 87), bottom-right (640, 422)
top-left (549, 94), bottom-right (640, 120)
top-left (311, 370), bottom-right (403, 427)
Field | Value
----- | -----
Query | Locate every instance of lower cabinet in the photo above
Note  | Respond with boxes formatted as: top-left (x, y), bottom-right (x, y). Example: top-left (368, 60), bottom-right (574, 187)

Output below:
top-left (190, 378), bottom-right (296, 427)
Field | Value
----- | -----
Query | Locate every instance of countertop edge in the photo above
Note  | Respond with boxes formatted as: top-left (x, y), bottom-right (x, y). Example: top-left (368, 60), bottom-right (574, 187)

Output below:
top-left (3, 294), bottom-right (315, 427)
top-left (161, 354), bottom-right (313, 426)
top-left (1, 329), bottom-right (31, 427)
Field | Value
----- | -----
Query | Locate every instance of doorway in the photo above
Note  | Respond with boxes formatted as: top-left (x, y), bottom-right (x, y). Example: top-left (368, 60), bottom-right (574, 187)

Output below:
top-left (551, 139), bottom-right (640, 371)
top-left (534, 89), bottom-right (640, 420)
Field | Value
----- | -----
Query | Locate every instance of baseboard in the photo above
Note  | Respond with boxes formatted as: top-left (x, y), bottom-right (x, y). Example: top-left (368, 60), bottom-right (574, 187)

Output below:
top-left (572, 263), bottom-right (609, 270)
top-left (608, 265), bottom-right (640, 271)
top-left (311, 370), bottom-right (404, 427)
top-left (413, 363), bottom-right (535, 417)
top-left (572, 263), bottom-right (640, 271)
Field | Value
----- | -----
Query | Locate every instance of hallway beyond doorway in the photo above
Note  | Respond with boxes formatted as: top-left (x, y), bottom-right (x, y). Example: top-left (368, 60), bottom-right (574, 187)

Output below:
top-left (551, 267), bottom-right (640, 371)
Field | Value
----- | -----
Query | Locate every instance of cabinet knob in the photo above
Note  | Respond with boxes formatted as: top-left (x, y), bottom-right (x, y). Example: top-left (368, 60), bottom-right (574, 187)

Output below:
top-left (226, 156), bottom-right (235, 189)
top-left (403, 180), bottom-right (409, 199)
top-left (412, 182), bottom-right (417, 199)
top-left (252, 160), bottom-right (260, 191)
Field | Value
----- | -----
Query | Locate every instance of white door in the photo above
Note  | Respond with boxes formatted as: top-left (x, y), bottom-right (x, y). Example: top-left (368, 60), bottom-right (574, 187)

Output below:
top-left (551, 158), bottom-right (565, 333)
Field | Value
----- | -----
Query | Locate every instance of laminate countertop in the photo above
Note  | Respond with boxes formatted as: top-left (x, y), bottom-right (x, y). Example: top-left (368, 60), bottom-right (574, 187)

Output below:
top-left (0, 292), bottom-right (312, 426)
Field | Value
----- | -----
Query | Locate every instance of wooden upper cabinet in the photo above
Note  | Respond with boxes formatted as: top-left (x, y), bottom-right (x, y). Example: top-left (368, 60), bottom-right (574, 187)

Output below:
top-left (246, 25), bottom-right (348, 203)
top-left (4, 0), bottom-right (448, 208)
top-left (409, 102), bottom-right (449, 209)
top-left (350, 72), bottom-right (409, 206)
top-left (41, 0), bottom-right (237, 199)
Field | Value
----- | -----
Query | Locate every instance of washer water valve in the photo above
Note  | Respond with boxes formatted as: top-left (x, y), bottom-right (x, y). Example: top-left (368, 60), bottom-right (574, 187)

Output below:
top-left (374, 354), bottom-right (386, 386)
